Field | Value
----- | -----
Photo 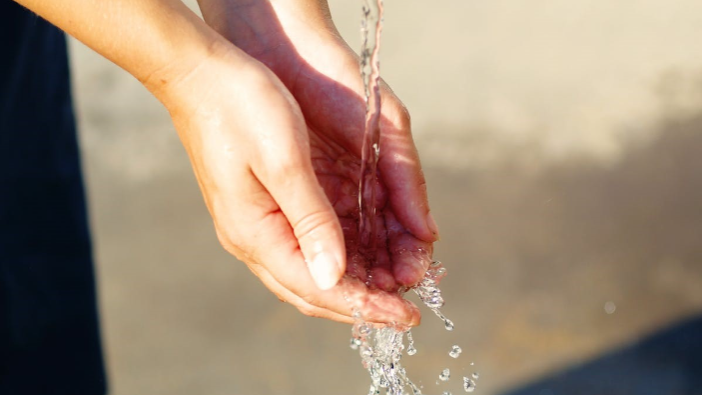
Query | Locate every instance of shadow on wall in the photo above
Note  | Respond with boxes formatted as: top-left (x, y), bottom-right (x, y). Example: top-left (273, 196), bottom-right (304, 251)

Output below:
top-left (499, 315), bottom-right (702, 395)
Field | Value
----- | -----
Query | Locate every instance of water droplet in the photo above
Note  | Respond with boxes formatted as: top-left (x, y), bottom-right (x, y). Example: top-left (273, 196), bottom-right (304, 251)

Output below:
top-left (463, 377), bottom-right (476, 392)
top-left (472, 372), bottom-right (480, 380)
top-left (449, 345), bottom-right (462, 358)
top-left (350, 338), bottom-right (361, 350)
top-left (406, 330), bottom-right (417, 355)
top-left (439, 368), bottom-right (451, 381)
top-left (443, 392), bottom-right (453, 395)
top-left (359, 324), bottom-right (372, 335)
top-left (427, 295), bottom-right (445, 309)
top-left (604, 301), bottom-right (617, 314)
top-left (444, 319), bottom-right (455, 331)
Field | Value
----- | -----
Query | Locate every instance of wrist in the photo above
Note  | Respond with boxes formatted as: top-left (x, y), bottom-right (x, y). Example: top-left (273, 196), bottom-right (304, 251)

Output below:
top-left (150, 37), bottom-right (295, 126)
top-left (198, 0), bottom-right (337, 48)
top-left (145, 38), bottom-right (249, 111)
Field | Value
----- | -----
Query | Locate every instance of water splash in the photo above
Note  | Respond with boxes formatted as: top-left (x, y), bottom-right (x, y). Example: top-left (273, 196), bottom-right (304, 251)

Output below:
top-left (351, 262), bottom-right (455, 395)
top-left (449, 345), bottom-right (462, 359)
top-left (406, 330), bottom-right (417, 356)
top-left (352, 324), bottom-right (422, 395)
top-left (412, 261), bottom-right (453, 332)
top-left (351, 337), bottom-right (362, 350)
top-left (462, 377), bottom-right (476, 393)
top-left (439, 368), bottom-right (451, 382)
top-left (350, 0), bottom-right (471, 393)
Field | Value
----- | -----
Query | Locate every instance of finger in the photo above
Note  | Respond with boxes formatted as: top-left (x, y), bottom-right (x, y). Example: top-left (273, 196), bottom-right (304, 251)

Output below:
top-left (385, 209), bottom-right (434, 286)
top-left (252, 129), bottom-right (346, 291)
top-left (249, 263), bottom-right (355, 324)
top-left (370, 213), bottom-right (397, 291)
top-left (259, 232), bottom-right (420, 325)
top-left (377, 89), bottom-right (439, 243)
top-left (228, 173), bottom-right (421, 326)
top-left (255, 215), bottom-right (420, 325)
top-left (338, 213), bottom-right (397, 292)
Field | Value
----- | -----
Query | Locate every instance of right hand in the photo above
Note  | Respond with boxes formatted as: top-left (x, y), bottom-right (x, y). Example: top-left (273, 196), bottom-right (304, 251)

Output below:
top-left (152, 42), bottom-right (421, 326)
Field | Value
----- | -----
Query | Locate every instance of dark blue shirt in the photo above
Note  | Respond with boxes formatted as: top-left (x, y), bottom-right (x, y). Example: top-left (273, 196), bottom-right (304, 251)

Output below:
top-left (0, 2), bottom-right (106, 393)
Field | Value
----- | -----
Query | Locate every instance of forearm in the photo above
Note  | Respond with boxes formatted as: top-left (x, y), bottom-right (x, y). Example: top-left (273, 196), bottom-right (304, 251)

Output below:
top-left (14, 0), bottom-right (229, 99)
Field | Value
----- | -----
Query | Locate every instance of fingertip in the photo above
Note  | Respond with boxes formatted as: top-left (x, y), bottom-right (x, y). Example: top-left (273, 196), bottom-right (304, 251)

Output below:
top-left (392, 245), bottom-right (433, 287)
top-left (352, 287), bottom-right (416, 326)
top-left (408, 302), bottom-right (422, 327)
top-left (394, 258), bottom-right (427, 286)
top-left (426, 211), bottom-right (440, 241)
top-left (370, 267), bottom-right (397, 292)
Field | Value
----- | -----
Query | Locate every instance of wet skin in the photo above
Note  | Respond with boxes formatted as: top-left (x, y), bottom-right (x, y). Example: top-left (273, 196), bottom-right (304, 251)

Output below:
top-left (189, 0), bottom-right (440, 324)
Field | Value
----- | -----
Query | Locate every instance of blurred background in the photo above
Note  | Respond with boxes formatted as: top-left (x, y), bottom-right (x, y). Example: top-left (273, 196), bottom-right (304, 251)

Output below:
top-left (68, 0), bottom-right (701, 394)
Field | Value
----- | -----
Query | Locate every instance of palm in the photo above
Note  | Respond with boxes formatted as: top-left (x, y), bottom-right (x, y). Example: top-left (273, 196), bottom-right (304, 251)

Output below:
top-left (203, 2), bottom-right (436, 289)
top-left (225, 6), bottom-right (433, 290)
top-left (292, 44), bottom-right (435, 290)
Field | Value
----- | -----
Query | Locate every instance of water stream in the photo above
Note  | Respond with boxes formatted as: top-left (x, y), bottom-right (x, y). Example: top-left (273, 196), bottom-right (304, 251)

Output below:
top-left (357, 0), bottom-right (384, 257)
top-left (350, 1), bottom-right (475, 394)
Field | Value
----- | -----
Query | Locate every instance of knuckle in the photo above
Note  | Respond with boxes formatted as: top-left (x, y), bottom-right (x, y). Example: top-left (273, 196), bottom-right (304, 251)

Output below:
top-left (215, 225), bottom-right (256, 263)
top-left (399, 104), bottom-right (411, 128)
top-left (295, 303), bottom-right (321, 318)
top-left (263, 150), bottom-right (310, 182)
top-left (215, 226), bottom-right (238, 252)
top-left (298, 289), bottom-right (319, 306)
top-left (268, 289), bottom-right (287, 304)
top-left (292, 209), bottom-right (339, 242)
top-left (390, 102), bottom-right (411, 132)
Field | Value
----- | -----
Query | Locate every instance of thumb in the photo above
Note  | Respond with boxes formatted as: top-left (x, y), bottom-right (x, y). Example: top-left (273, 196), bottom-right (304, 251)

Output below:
top-left (255, 154), bottom-right (346, 291)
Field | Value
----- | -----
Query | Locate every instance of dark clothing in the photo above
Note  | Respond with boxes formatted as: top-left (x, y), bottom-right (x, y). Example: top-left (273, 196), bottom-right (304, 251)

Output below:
top-left (0, 2), bottom-right (107, 394)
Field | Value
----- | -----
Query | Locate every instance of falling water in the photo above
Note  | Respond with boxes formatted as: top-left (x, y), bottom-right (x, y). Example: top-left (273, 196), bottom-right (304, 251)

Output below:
top-left (350, 1), bottom-right (476, 393)
top-left (357, 0), bottom-right (384, 256)
top-left (350, 261), bottom-right (462, 395)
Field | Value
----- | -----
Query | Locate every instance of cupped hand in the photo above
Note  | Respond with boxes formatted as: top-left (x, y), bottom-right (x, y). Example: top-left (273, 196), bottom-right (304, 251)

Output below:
top-left (157, 41), bottom-right (421, 325)
top-left (198, 0), bottom-right (440, 289)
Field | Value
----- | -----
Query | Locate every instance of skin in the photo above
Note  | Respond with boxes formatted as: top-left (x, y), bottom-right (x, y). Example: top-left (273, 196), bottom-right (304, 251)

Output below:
top-left (15, 0), bottom-right (439, 326)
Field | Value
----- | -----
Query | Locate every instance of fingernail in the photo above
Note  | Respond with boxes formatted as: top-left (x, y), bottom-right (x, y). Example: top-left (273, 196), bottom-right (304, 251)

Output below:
top-left (307, 251), bottom-right (341, 290)
top-left (426, 212), bottom-right (440, 240)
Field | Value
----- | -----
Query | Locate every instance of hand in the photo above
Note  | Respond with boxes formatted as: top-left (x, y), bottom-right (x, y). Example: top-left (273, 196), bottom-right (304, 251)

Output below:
top-left (159, 42), bottom-right (421, 325)
top-left (198, 1), bottom-right (440, 289)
